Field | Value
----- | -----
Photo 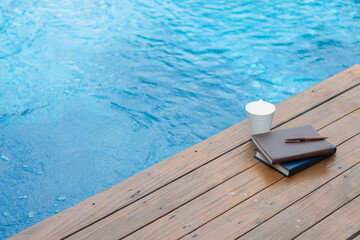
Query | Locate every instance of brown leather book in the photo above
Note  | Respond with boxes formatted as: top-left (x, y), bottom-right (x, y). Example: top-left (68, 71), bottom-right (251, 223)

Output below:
top-left (251, 125), bottom-right (336, 165)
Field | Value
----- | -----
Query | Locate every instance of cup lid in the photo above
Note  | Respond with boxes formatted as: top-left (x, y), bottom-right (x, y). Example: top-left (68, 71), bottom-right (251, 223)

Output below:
top-left (245, 100), bottom-right (275, 115)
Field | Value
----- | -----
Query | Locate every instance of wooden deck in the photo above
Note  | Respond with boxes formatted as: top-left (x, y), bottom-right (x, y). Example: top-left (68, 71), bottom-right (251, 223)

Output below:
top-left (10, 65), bottom-right (360, 240)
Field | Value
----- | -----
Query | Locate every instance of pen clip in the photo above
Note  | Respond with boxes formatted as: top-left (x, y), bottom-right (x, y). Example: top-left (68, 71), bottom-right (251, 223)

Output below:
top-left (285, 139), bottom-right (301, 143)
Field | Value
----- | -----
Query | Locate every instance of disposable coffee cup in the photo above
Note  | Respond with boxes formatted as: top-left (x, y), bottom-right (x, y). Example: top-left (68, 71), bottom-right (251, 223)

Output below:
top-left (245, 100), bottom-right (275, 136)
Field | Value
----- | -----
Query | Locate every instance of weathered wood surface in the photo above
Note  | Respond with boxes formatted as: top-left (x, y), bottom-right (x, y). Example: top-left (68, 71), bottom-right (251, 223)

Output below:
top-left (125, 108), bottom-right (360, 240)
top-left (70, 95), bottom-right (360, 240)
top-left (9, 65), bottom-right (360, 240)
top-left (181, 129), bottom-right (360, 239)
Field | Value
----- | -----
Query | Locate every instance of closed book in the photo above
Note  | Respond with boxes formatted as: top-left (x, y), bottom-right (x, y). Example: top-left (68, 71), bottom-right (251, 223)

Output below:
top-left (251, 125), bottom-right (336, 165)
top-left (254, 145), bottom-right (336, 177)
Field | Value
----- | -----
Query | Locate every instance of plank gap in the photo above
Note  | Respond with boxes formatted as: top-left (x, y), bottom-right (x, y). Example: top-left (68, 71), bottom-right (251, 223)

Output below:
top-left (318, 106), bottom-right (360, 131)
top-left (348, 230), bottom-right (360, 240)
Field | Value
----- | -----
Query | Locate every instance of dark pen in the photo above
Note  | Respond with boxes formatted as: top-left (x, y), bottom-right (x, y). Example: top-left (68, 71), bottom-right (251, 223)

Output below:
top-left (285, 137), bottom-right (328, 143)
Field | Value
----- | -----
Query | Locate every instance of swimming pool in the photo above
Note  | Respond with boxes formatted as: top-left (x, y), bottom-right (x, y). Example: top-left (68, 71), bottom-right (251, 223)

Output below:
top-left (1, 0), bottom-right (359, 238)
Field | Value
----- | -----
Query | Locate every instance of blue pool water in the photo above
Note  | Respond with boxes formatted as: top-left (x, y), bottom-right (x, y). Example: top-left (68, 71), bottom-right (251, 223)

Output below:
top-left (1, 0), bottom-right (360, 238)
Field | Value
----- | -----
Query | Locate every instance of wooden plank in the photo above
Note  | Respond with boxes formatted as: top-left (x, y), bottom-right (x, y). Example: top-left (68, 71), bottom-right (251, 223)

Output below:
top-left (240, 163), bottom-right (360, 240)
top-left (10, 65), bottom-right (360, 240)
top-left (295, 195), bottom-right (360, 240)
top-left (123, 108), bottom-right (360, 240)
top-left (67, 94), bottom-right (360, 239)
top-left (180, 134), bottom-right (360, 240)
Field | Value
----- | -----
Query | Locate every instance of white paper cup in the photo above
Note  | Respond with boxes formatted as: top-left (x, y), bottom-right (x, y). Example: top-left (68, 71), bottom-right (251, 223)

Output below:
top-left (246, 100), bottom-right (275, 136)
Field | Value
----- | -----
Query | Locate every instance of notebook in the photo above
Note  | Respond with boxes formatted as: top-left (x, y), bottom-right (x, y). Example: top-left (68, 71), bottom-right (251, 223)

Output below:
top-left (254, 145), bottom-right (336, 177)
top-left (251, 125), bottom-right (336, 165)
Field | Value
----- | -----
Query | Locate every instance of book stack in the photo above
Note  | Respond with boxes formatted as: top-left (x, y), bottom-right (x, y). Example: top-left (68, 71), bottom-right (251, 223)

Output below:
top-left (251, 125), bottom-right (336, 177)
